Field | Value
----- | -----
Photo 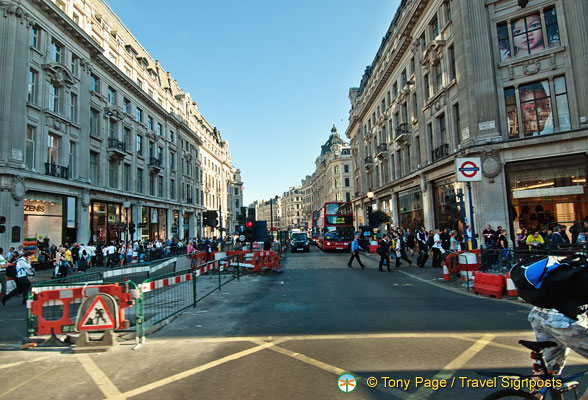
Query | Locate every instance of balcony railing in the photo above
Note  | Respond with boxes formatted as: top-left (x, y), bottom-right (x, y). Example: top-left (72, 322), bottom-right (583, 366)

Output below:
top-left (431, 143), bottom-right (450, 163)
top-left (108, 137), bottom-right (126, 152)
top-left (148, 157), bottom-right (162, 168)
top-left (45, 162), bottom-right (69, 179)
top-left (376, 143), bottom-right (388, 159)
top-left (364, 156), bottom-right (373, 165)
top-left (394, 123), bottom-right (410, 144)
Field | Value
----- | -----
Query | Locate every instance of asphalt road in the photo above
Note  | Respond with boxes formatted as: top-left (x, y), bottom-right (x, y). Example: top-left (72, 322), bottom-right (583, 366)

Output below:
top-left (1, 246), bottom-right (587, 399)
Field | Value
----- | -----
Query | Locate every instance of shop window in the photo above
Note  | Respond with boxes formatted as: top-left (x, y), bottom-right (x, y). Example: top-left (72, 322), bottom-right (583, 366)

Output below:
top-left (497, 7), bottom-right (560, 61)
top-left (507, 157), bottom-right (587, 234)
top-left (504, 77), bottom-right (569, 138)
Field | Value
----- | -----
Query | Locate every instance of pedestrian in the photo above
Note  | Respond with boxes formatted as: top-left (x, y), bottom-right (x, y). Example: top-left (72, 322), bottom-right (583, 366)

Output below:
top-left (394, 232), bottom-right (413, 268)
top-left (441, 228), bottom-right (451, 251)
top-left (431, 229), bottom-right (444, 268)
top-left (449, 230), bottom-right (460, 252)
top-left (263, 236), bottom-right (273, 251)
top-left (526, 230), bottom-right (545, 251)
top-left (406, 228), bottom-right (416, 255)
top-left (482, 225), bottom-right (496, 249)
top-left (549, 225), bottom-right (565, 251)
top-left (206, 240), bottom-right (213, 262)
top-left (378, 234), bottom-right (392, 272)
top-left (2, 250), bottom-right (34, 305)
top-left (78, 250), bottom-right (88, 272)
top-left (0, 248), bottom-right (7, 301)
top-left (416, 226), bottom-right (429, 268)
top-left (347, 234), bottom-right (365, 269)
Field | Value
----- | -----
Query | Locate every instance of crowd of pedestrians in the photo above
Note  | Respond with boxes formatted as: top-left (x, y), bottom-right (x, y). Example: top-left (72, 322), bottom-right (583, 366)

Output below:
top-left (0, 235), bottom-right (232, 306)
top-left (348, 226), bottom-right (469, 271)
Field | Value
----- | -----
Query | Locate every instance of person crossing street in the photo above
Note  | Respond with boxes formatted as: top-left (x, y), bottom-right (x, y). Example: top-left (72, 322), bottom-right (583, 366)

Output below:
top-left (348, 234), bottom-right (365, 269)
top-left (378, 234), bottom-right (392, 272)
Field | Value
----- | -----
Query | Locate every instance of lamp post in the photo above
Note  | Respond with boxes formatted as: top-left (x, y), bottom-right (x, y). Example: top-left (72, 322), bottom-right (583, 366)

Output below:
top-left (123, 200), bottom-right (131, 252)
top-left (367, 191), bottom-right (375, 239)
top-left (270, 195), bottom-right (278, 238)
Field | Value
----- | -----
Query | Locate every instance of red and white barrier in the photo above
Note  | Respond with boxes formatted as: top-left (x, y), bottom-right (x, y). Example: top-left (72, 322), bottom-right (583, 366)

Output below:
top-left (140, 272), bottom-right (193, 293)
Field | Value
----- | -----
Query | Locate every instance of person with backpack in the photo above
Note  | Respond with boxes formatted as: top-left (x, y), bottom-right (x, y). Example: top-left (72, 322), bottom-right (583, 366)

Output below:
top-left (511, 254), bottom-right (588, 392)
top-left (2, 250), bottom-right (35, 305)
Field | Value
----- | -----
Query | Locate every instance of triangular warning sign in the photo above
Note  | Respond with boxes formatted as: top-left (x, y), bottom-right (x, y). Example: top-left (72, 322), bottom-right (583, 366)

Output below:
top-left (79, 296), bottom-right (116, 330)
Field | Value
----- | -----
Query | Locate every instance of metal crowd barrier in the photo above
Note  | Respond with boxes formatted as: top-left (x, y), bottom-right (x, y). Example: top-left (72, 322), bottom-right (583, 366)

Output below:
top-left (479, 245), bottom-right (586, 273)
top-left (26, 253), bottom-right (245, 344)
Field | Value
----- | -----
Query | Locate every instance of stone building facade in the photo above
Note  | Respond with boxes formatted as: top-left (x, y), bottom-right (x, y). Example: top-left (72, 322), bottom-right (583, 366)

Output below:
top-left (346, 0), bottom-right (587, 240)
top-left (0, 0), bottom-right (241, 250)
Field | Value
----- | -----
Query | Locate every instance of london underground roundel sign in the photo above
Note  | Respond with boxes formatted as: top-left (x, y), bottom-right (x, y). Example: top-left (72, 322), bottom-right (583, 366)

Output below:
top-left (456, 157), bottom-right (482, 182)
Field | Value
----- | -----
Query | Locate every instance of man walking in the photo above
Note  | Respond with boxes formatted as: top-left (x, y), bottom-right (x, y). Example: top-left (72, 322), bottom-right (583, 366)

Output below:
top-left (348, 234), bottom-right (365, 269)
top-left (394, 232), bottom-right (413, 268)
top-left (378, 234), bottom-right (392, 272)
top-left (431, 228), bottom-right (444, 268)
top-left (416, 226), bottom-right (429, 268)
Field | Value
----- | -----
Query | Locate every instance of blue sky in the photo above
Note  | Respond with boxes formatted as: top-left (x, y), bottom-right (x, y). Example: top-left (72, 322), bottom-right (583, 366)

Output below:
top-left (108, 0), bottom-right (400, 205)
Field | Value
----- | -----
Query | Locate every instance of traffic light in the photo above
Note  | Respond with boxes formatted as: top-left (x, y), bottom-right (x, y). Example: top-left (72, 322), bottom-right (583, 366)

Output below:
top-left (129, 222), bottom-right (135, 236)
top-left (244, 220), bottom-right (255, 242)
top-left (208, 210), bottom-right (218, 227)
top-left (0, 216), bottom-right (5, 234)
top-left (202, 212), bottom-right (209, 227)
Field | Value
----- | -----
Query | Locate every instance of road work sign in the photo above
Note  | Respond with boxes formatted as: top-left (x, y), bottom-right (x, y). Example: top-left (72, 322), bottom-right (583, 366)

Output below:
top-left (76, 293), bottom-right (119, 331)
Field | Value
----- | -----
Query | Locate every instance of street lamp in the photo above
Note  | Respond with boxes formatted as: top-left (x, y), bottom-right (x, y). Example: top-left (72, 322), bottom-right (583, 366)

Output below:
top-left (366, 192), bottom-right (374, 226)
top-left (123, 200), bottom-right (131, 252)
top-left (270, 195), bottom-right (278, 238)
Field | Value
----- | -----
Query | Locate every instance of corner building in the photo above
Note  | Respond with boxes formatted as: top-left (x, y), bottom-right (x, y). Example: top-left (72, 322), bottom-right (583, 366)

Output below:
top-left (0, 0), bottom-right (241, 250)
top-left (346, 0), bottom-right (587, 238)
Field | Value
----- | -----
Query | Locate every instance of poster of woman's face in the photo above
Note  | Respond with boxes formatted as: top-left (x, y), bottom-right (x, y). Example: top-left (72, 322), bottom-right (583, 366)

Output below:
top-left (512, 13), bottom-right (544, 57)
top-left (505, 81), bottom-right (554, 138)
top-left (497, 8), bottom-right (560, 62)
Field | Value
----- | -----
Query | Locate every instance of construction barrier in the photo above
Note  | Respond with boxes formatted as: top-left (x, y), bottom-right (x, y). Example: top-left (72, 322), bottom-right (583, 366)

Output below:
top-left (472, 272), bottom-right (506, 299)
top-left (28, 283), bottom-right (133, 336)
top-left (505, 271), bottom-right (518, 298)
top-left (26, 253), bottom-right (266, 343)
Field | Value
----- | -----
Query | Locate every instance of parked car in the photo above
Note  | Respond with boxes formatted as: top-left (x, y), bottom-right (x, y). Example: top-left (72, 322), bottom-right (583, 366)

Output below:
top-left (291, 232), bottom-right (310, 253)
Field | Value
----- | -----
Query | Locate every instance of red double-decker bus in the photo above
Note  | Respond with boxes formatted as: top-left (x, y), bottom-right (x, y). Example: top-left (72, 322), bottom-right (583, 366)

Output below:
top-left (316, 202), bottom-right (354, 251)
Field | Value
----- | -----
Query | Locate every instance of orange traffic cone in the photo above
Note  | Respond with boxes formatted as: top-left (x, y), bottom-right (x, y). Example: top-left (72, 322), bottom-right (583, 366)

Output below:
top-left (443, 262), bottom-right (451, 281)
top-left (505, 271), bottom-right (518, 298)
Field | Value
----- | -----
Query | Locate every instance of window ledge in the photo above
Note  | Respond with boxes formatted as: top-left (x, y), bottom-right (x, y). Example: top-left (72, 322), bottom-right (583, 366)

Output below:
top-left (498, 46), bottom-right (565, 68)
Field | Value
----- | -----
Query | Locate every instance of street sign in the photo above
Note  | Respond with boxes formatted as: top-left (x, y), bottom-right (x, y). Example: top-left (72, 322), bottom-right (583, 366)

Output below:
top-left (238, 234), bottom-right (246, 242)
top-left (456, 157), bottom-right (482, 182)
top-left (76, 294), bottom-right (118, 332)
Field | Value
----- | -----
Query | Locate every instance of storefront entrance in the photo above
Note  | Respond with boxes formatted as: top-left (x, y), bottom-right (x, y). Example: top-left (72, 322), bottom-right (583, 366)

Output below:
top-left (398, 187), bottom-right (424, 230)
top-left (506, 154), bottom-right (587, 236)
top-left (91, 201), bottom-right (129, 245)
top-left (433, 178), bottom-right (462, 232)
top-left (24, 193), bottom-right (64, 247)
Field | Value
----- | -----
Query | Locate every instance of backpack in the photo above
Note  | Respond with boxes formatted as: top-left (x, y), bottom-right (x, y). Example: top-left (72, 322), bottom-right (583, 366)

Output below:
top-left (510, 254), bottom-right (588, 319)
top-left (5, 263), bottom-right (17, 278)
